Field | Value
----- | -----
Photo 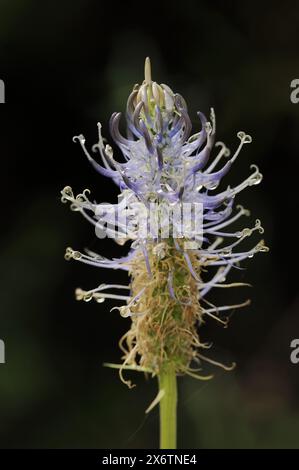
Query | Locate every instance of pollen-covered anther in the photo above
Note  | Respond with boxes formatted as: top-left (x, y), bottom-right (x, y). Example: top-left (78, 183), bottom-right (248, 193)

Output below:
top-left (75, 189), bottom-right (91, 203)
top-left (75, 287), bottom-right (84, 301)
top-left (73, 250), bottom-right (82, 260)
top-left (75, 288), bottom-right (94, 302)
top-left (64, 247), bottom-right (82, 261)
top-left (236, 219), bottom-right (264, 239)
top-left (61, 186), bottom-right (74, 203)
top-left (72, 134), bottom-right (85, 145)
top-left (249, 165), bottom-right (263, 185)
top-left (236, 204), bottom-right (251, 217)
top-left (237, 131), bottom-right (252, 144)
top-left (254, 219), bottom-right (264, 234)
top-left (215, 141), bottom-right (231, 158)
top-left (111, 305), bottom-right (132, 318)
top-left (255, 240), bottom-right (270, 253)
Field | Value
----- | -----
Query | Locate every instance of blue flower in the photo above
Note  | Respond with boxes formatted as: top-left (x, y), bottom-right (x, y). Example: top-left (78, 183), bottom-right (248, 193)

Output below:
top-left (61, 58), bottom-right (268, 382)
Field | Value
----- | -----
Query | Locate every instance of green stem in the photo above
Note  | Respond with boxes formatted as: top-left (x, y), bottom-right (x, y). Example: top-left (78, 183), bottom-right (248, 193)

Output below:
top-left (158, 368), bottom-right (177, 449)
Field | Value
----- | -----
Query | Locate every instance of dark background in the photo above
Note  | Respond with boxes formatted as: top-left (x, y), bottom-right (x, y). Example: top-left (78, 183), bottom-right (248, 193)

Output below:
top-left (1, 0), bottom-right (299, 448)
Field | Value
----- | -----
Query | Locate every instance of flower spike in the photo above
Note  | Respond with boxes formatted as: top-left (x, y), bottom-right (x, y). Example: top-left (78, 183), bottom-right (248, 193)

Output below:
top-left (62, 58), bottom-right (268, 384)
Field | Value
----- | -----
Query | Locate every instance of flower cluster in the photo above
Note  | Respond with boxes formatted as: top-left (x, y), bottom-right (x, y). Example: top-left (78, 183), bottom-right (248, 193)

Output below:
top-left (61, 58), bottom-right (268, 387)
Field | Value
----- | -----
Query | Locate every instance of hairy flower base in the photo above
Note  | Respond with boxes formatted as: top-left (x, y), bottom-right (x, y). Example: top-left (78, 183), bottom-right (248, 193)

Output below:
top-left (123, 240), bottom-right (203, 380)
top-left (74, 238), bottom-right (242, 387)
